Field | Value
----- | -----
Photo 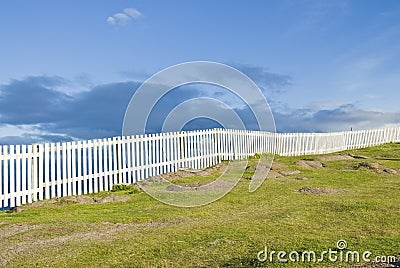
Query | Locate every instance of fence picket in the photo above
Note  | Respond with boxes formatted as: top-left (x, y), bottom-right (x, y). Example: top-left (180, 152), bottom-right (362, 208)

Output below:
top-left (15, 145), bottom-right (21, 206)
top-left (23, 145), bottom-right (29, 204)
top-left (93, 140), bottom-right (99, 193)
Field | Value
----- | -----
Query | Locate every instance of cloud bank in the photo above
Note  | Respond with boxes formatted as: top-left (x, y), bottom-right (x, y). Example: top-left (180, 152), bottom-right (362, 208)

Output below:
top-left (107, 8), bottom-right (143, 26)
top-left (0, 65), bottom-right (398, 144)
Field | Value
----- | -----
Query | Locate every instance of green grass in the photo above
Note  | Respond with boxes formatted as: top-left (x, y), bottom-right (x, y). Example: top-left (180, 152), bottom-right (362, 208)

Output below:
top-left (0, 143), bottom-right (399, 267)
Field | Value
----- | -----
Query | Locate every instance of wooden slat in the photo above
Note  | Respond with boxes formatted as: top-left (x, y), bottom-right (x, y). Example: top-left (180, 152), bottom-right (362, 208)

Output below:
top-left (50, 143), bottom-right (56, 198)
top-left (93, 140), bottom-right (98, 192)
top-left (22, 145), bottom-right (28, 205)
top-left (56, 143), bottom-right (62, 197)
top-left (87, 140), bottom-right (93, 193)
top-left (15, 145), bottom-right (21, 206)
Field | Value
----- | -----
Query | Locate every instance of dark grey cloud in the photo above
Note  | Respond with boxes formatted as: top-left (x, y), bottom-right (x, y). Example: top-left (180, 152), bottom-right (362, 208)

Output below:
top-left (0, 77), bottom-right (139, 142)
top-left (274, 104), bottom-right (400, 133)
top-left (41, 81), bottom-right (140, 140)
top-left (63, 81), bottom-right (138, 135)
top-left (231, 63), bottom-right (293, 94)
top-left (0, 73), bottom-right (398, 145)
top-left (0, 76), bottom-right (72, 124)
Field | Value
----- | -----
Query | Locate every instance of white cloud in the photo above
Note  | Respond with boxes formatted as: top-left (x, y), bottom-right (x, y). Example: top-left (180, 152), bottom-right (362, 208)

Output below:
top-left (123, 8), bottom-right (142, 19)
top-left (114, 13), bottom-right (131, 25)
top-left (106, 7), bottom-right (143, 26)
top-left (106, 16), bottom-right (116, 25)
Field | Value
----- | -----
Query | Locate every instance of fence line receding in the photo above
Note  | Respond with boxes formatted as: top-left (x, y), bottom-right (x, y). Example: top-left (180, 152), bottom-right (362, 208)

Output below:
top-left (1, 127), bottom-right (400, 209)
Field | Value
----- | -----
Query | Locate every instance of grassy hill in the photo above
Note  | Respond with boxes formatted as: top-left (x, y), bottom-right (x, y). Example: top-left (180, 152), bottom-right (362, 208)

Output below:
top-left (0, 143), bottom-right (399, 267)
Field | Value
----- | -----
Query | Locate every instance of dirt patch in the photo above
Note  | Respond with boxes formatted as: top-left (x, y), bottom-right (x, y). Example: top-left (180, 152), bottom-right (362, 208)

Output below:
top-left (6, 199), bottom-right (58, 213)
top-left (93, 195), bottom-right (129, 203)
top-left (7, 194), bottom-right (130, 213)
top-left (377, 168), bottom-right (398, 175)
top-left (353, 162), bottom-right (399, 174)
top-left (165, 179), bottom-right (235, 192)
top-left (317, 155), bottom-right (353, 161)
top-left (295, 177), bottom-right (309, 181)
top-left (355, 162), bottom-right (380, 169)
top-left (141, 162), bottom-right (236, 191)
top-left (245, 165), bottom-right (256, 173)
top-left (244, 161), bottom-right (297, 180)
top-left (149, 176), bottom-right (163, 182)
top-left (178, 180), bottom-right (214, 187)
top-left (296, 160), bottom-right (324, 169)
top-left (271, 162), bottom-right (288, 170)
top-left (0, 218), bottom-right (185, 266)
top-left (166, 184), bottom-right (187, 192)
top-left (267, 171), bottom-right (284, 178)
top-left (297, 187), bottom-right (341, 194)
top-left (191, 180), bottom-right (235, 191)
top-left (375, 156), bottom-right (400, 161)
top-left (60, 195), bottom-right (96, 204)
top-left (0, 223), bottom-right (40, 240)
top-left (6, 207), bottom-right (25, 214)
top-left (59, 195), bottom-right (129, 204)
top-left (278, 170), bottom-right (301, 176)
top-left (348, 153), bottom-right (368, 159)
top-left (149, 163), bottom-right (228, 183)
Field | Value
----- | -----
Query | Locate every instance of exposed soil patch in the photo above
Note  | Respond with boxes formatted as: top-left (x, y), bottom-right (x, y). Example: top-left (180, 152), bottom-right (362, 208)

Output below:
top-left (263, 169), bottom-right (302, 179)
top-left (61, 195), bottom-right (96, 204)
top-left (295, 177), bottom-right (309, 181)
top-left (7, 195), bottom-right (130, 214)
top-left (145, 176), bottom-right (164, 183)
top-left (93, 195), bottom-right (130, 203)
top-left (355, 162), bottom-right (381, 169)
top-left (0, 218), bottom-right (185, 266)
top-left (267, 171), bottom-right (283, 178)
top-left (6, 207), bottom-right (25, 213)
top-left (377, 168), bottom-right (398, 175)
top-left (140, 162), bottom-right (242, 190)
top-left (278, 170), bottom-right (301, 176)
top-left (151, 163), bottom-right (228, 183)
top-left (296, 160), bottom-right (324, 169)
top-left (166, 184), bottom-right (186, 192)
top-left (245, 165), bottom-right (256, 173)
top-left (165, 179), bottom-right (235, 192)
top-left (348, 153), bottom-right (369, 159)
top-left (297, 186), bottom-right (341, 194)
top-left (271, 162), bottom-right (288, 170)
top-left (7, 199), bottom-right (58, 213)
top-left (317, 155), bottom-right (354, 161)
top-left (244, 161), bottom-right (300, 179)
top-left (60, 195), bottom-right (129, 204)
top-left (0, 223), bottom-right (40, 240)
top-left (375, 156), bottom-right (400, 161)
top-left (353, 162), bottom-right (399, 175)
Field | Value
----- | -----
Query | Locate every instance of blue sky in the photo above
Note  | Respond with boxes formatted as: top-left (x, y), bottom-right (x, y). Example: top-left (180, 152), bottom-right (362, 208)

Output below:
top-left (0, 0), bottom-right (400, 144)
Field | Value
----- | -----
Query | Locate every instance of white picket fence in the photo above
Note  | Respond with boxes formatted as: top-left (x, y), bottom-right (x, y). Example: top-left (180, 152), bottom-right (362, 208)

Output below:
top-left (1, 126), bottom-right (400, 209)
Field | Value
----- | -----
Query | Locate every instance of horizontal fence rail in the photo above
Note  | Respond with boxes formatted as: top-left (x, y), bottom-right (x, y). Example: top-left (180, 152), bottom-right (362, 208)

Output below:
top-left (1, 126), bottom-right (400, 209)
